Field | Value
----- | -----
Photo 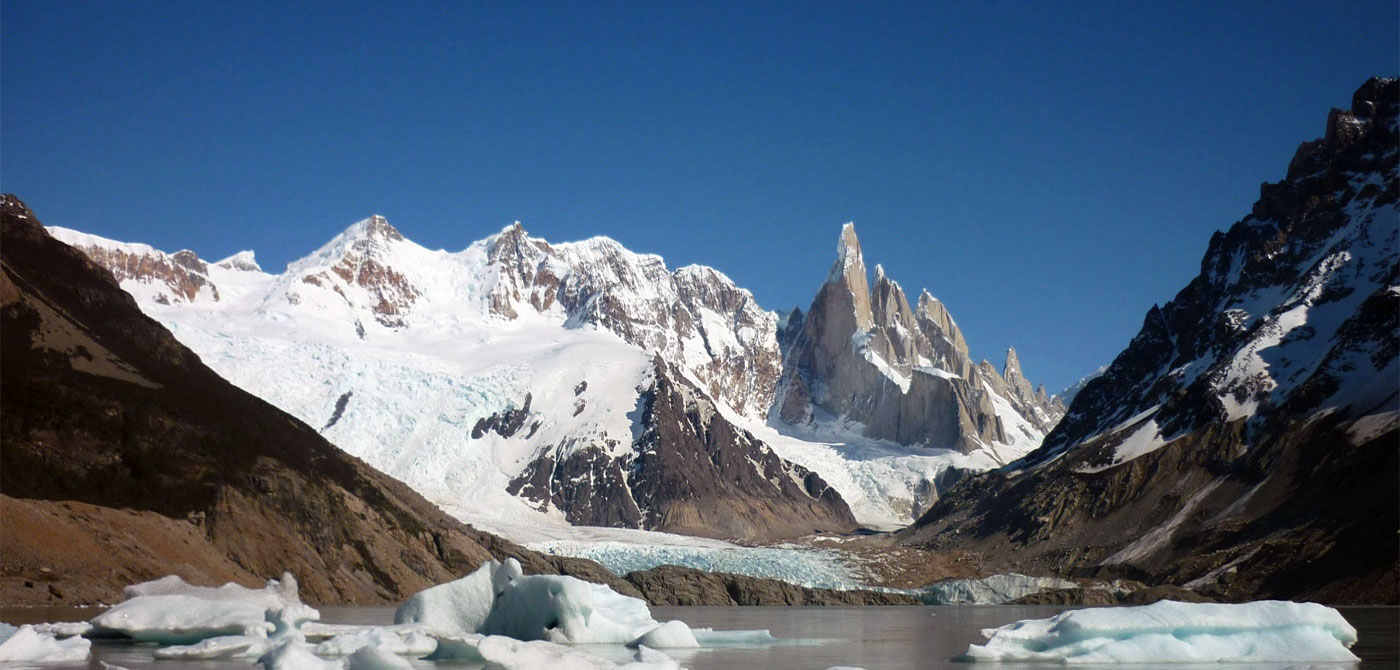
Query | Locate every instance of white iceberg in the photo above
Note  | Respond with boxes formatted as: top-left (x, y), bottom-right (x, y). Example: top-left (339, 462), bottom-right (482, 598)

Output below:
top-left (314, 626), bottom-right (437, 656)
top-left (90, 572), bottom-right (312, 644)
top-left (422, 631), bottom-right (487, 660)
top-left (257, 639), bottom-right (343, 670)
top-left (399, 557), bottom-right (764, 648)
top-left (956, 599), bottom-right (1360, 663)
top-left (0, 623), bottom-right (92, 662)
top-left (255, 600), bottom-right (342, 670)
top-left (30, 621), bottom-right (92, 638)
top-left (394, 556), bottom-right (504, 633)
top-left (156, 594), bottom-right (320, 660)
top-left (153, 633), bottom-right (262, 660)
top-left (345, 645), bottom-right (415, 670)
top-left (630, 620), bottom-right (698, 648)
top-left (626, 644), bottom-right (682, 670)
top-left (474, 636), bottom-right (680, 670)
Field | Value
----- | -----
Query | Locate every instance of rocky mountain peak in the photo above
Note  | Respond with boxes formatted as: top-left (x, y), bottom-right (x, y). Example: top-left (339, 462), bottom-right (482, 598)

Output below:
top-left (215, 250), bottom-right (261, 272)
top-left (1002, 346), bottom-right (1021, 380)
top-left (280, 215), bottom-right (423, 329)
top-left (45, 225), bottom-right (221, 306)
top-left (914, 291), bottom-right (970, 356)
top-left (780, 223), bottom-right (1066, 459)
top-left (363, 214), bottom-right (403, 241)
top-left (828, 222), bottom-right (874, 331)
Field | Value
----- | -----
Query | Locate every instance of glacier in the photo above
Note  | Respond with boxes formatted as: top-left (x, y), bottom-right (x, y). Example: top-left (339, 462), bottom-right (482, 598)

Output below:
top-left (917, 574), bottom-right (1080, 605)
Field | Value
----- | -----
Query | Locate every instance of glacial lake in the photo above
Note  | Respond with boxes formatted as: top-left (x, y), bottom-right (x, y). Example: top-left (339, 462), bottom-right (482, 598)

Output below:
top-left (2, 605), bottom-right (1395, 669)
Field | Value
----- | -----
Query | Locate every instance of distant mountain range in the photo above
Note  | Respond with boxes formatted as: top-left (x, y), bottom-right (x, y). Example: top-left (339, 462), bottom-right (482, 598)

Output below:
top-left (46, 200), bottom-right (1062, 538)
top-left (900, 77), bottom-right (1399, 604)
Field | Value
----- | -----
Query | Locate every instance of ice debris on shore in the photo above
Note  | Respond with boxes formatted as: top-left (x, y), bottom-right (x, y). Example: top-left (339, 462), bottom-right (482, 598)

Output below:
top-left (956, 599), bottom-right (1360, 662)
top-left (0, 622), bottom-right (92, 662)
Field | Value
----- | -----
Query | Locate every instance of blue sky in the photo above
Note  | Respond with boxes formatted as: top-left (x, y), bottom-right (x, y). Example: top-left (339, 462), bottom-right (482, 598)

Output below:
top-left (3, 1), bottom-right (1395, 392)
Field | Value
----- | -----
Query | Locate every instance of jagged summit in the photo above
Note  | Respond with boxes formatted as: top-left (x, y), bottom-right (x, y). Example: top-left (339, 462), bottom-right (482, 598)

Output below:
top-left (778, 224), bottom-right (1066, 464)
top-left (358, 214), bottom-right (404, 241)
top-left (215, 250), bottom-right (261, 272)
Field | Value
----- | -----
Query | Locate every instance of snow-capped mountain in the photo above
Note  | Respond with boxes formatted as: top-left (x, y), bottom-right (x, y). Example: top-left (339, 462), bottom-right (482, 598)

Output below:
top-left (902, 78), bottom-right (1399, 604)
top-left (0, 194), bottom-right (641, 605)
top-left (1054, 364), bottom-right (1108, 408)
top-left (776, 223), bottom-right (1065, 458)
top-left (49, 217), bottom-right (855, 540)
top-left (47, 200), bottom-right (1063, 536)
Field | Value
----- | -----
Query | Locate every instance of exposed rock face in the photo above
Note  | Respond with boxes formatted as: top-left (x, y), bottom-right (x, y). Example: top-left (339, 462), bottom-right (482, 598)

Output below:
top-left (216, 250), bottom-right (262, 272)
top-left (623, 565), bottom-right (920, 606)
top-left (48, 227), bottom-right (220, 305)
top-left (482, 223), bottom-right (782, 418)
top-left (508, 357), bottom-right (858, 540)
top-left (0, 195), bottom-right (639, 605)
top-left (287, 215), bottom-right (421, 328)
top-left (776, 223), bottom-right (1065, 458)
top-left (900, 79), bottom-right (1399, 605)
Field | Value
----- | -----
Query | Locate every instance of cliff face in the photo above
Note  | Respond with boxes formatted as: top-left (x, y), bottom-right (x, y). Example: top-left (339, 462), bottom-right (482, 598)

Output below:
top-left (777, 223), bottom-right (1065, 460)
top-left (0, 195), bottom-right (638, 605)
top-left (509, 357), bottom-right (857, 540)
top-left (900, 78), bottom-right (1400, 605)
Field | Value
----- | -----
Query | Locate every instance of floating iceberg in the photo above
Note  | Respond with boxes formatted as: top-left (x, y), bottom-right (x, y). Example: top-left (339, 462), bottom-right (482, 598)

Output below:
top-left (345, 645), bottom-right (415, 669)
top-left (398, 557), bottom-right (771, 648)
top-left (0, 623), bottom-right (92, 662)
top-left (394, 556), bottom-right (502, 633)
top-left (956, 599), bottom-right (1360, 663)
top-left (257, 639), bottom-right (342, 670)
top-left (90, 572), bottom-right (311, 644)
top-left (30, 621), bottom-right (92, 638)
top-left (630, 620), bottom-right (698, 648)
top-left (473, 636), bottom-right (679, 670)
top-left (156, 591), bottom-right (329, 661)
top-left (422, 631), bottom-right (487, 660)
top-left (314, 626), bottom-right (437, 656)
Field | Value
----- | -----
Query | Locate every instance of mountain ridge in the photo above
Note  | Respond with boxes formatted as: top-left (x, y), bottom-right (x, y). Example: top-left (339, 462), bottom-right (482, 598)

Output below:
top-left (898, 77), bottom-right (1399, 604)
top-left (49, 210), bottom-right (1063, 532)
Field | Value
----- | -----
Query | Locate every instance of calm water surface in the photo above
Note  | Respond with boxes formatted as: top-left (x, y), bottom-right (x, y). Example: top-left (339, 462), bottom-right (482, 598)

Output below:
top-left (2, 605), bottom-right (1395, 669)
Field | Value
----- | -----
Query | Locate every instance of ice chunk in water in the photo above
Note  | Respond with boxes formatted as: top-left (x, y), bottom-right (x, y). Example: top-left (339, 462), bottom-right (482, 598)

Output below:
top-left (957, 599), bottom-right (1360, 663)
top-left (0, 624), bottom-right (91, 662)
top-left (90, 572), bottom-right (312, 644)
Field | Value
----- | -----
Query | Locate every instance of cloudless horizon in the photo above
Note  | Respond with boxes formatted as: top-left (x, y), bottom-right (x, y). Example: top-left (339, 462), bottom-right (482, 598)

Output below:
top-left (3, 1), bottom-right (1396, 392)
